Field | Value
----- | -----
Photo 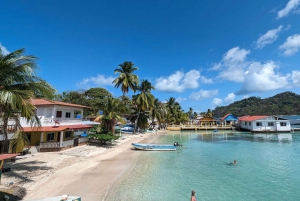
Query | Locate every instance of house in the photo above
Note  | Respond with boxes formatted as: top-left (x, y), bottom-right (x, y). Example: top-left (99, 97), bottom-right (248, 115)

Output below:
top-left (220, 114), bottom-right (238, 126)
top-left (238, 116), bottom-right (291, 132)
top-left (10, 99), bottom-right (94, 152)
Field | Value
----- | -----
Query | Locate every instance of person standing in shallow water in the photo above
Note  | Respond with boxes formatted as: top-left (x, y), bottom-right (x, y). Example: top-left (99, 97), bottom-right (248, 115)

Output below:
top-left (191, 190), bottom-right (196, 201)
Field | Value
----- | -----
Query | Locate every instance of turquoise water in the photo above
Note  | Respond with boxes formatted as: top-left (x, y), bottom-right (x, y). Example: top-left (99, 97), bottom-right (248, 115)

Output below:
top-left (105, 131), bottom-right (300, 201)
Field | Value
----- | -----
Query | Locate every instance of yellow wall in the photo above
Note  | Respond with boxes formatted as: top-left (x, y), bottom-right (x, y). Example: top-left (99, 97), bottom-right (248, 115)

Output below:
top-left (26, 131), bottom-right (74, 145)
top-left (30, 132), bottom-right (41, 146)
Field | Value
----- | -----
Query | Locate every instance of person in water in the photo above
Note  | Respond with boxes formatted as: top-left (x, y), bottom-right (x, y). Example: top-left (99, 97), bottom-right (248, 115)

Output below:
top-left (229, 160), bottom-right (237, 165)
top-left (190, 190), bottom-right (196, 201)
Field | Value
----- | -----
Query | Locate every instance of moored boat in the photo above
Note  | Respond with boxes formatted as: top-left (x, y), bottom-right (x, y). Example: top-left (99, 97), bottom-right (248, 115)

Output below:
top-left (132, 143), bottom-right (177, 151)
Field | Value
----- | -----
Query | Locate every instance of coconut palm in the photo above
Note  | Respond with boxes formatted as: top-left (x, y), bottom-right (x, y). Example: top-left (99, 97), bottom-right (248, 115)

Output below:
top-left (98, 97), bottom-right (126, 134)
top-left (132, 80), bottom-right (155, 133)
top-left (133, 80), bottom-right (155, 111)
top-left (0, 48), bottom-right (55, 153)
top-left (112, 61), bottom-right (139, 101)
top-left (150, 98), bottom-right (163, 128)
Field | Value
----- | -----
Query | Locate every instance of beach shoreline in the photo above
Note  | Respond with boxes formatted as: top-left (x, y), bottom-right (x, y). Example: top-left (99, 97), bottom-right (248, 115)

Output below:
top-left (0, 130), bottom-right (167, 200)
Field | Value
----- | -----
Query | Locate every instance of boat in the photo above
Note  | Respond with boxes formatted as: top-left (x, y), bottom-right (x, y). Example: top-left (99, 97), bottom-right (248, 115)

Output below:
top-left (121, 124), bottom-right (135, 133)
top-left (132, 143), bottom-right (177, 151)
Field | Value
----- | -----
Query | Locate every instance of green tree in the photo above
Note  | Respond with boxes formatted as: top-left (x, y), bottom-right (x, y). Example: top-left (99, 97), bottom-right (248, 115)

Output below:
top-left (98, 97), bottom-right (126, 134)
top-left (0, 48), bottom-right (55, 153)
top-left (150, 98), bottom-right (163, 128)
top-left (132, 80), bottom-right (155, 132)
top-left (112, 61), bottom-right (139, 101)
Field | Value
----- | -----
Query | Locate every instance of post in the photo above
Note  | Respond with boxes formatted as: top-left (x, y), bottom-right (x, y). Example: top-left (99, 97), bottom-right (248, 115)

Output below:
top-left (59, 131), bottom-right (63, 148)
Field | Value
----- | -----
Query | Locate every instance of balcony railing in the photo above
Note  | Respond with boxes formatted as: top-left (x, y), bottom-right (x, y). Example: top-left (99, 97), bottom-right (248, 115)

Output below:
top-left (40, 140), bottom-right (74, 148)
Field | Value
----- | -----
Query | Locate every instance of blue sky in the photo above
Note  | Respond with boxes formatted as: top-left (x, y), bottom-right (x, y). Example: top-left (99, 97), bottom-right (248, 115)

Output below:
top-left (1, 0), bottom-right (300, 113)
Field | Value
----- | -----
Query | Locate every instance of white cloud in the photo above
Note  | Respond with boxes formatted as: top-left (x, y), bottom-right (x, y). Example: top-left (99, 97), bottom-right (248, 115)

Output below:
top-left (189, 89), bottom-right (218, 100)
top-left (212, 47), bottom-right (250, 83)
top-left (200, 76), bottom-right (213, 84)
top-left (255, 25), bottom-right (283, 49)
top-left (77, 74), bottom-right (115, 88)
top-left (223, 47), bottom-right (250, 64)
top-left (225, 93), bottom-right (236, 104)
top-left (235, 61), bottom-right (290, 95)
top-left (277, 0), bottom-right (300, 18)
top-left (0, 43), bottom-right (10, 55)
top-left (155, 70), bottom-right (200, 92)
top-left (176, 97), bottom-right (187, 103)
top-left (291, 70), bottom-right (300, 86)
top-left (211, 98), bottom-right (222, 107)
top-left (279, 34), bottom-right (300, 56)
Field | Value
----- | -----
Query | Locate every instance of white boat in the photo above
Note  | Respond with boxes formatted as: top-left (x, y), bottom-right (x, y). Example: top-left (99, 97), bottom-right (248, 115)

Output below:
top-left (121, 124), bottom-right (135, 133)
top-left (132, 143), bottom-right (177, 151)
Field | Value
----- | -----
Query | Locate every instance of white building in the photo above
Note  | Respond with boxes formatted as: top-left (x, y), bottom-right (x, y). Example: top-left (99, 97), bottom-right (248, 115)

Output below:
top-left (2, 99), bottom-right (94, 152)
top-left (238, 116), bottom-right (291, 132)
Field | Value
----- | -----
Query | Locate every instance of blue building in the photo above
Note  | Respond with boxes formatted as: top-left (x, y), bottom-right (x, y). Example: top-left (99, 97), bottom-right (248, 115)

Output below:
top-left (220, 114), bottom-right (238, 125)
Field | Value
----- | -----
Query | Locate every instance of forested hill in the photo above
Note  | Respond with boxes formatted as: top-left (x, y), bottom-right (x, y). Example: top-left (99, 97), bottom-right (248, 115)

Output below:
top-left (213, 91), bottom-right (300, 117)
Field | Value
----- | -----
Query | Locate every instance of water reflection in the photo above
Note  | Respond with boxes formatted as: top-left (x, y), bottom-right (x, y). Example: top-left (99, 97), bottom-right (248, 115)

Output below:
top-left (197, 132), bottom-right (293, 143)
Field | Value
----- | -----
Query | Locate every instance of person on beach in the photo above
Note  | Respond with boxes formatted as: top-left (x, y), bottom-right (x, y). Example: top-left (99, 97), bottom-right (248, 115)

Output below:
top-left (191, 190), bottom-right (196, 201)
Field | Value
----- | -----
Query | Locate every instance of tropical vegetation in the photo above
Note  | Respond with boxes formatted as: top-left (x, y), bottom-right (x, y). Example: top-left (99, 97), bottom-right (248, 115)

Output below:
top-left (0, 48), bottom-right (55, 153)
top-left (213, 91), bottom-right (300, 117)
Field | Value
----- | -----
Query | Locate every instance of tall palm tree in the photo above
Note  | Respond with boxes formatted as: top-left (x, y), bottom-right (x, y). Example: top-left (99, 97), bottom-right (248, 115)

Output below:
top-left (112, 61), bottom-right (139, 101)
top-left (133, 80), bottom-right (155, 111)
top-left (0, 48), bottom-right (55, 153)
top-left (132, 80), bottom-right (155, 133)
top-left (150, 98), bottom-right (163, 128)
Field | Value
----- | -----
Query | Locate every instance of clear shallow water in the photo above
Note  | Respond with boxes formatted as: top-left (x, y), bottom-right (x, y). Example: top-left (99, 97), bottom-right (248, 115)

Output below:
top-left (105, 131), bottom-right (300, 201)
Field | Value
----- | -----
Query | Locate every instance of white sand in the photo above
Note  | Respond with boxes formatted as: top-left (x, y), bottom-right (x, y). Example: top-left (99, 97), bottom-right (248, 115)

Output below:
top-left (1, 131), bottom-right (167, 200)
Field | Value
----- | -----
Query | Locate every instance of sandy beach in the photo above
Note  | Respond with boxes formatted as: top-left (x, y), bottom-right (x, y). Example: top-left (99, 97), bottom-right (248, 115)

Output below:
top-left (0, 131), bottom-right (166, 200)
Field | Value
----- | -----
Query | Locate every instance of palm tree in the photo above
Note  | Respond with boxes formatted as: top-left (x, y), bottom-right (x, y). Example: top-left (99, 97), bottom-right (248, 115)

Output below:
top-left (112, 61), bottom-right (139, 101)
top-left (133, 80), bottom-right (155, 111)
top-left (132, 80), bottom-right (155, 133)
top-left (0, 48), bottom-right (55, 153)
top-left (99, 97), bottom-right (127, 134)
top-left (150, 98), bottom-right (163, 129)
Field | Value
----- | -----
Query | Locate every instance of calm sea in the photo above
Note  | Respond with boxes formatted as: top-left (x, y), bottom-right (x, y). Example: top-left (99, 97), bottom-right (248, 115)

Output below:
top-left (105, 131), bottom-right (300, 201)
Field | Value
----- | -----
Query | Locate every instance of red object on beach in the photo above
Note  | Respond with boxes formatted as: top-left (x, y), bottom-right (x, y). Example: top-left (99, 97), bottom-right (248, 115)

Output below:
top-left (0, 154), bottom-right (19, 161)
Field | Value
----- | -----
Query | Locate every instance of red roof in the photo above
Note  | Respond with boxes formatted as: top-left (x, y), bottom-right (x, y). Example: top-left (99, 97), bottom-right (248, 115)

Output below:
top-left (238, 116), bottom-right (268, 122)
top-left (21, 124), bottom-right (94, 132)
top-left (0, 154), bottom-right (19, 160)
top-left (31, 99), bottom-right (91, 109)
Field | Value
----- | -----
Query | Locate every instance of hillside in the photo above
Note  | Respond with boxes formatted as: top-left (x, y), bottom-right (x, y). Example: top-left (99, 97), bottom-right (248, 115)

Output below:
top-left (213, 91), bottom-right (300, 117)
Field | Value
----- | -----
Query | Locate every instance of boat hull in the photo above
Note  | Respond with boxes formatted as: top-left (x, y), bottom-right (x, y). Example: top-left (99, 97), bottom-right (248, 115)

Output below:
top-left (132, 143), bottom-right (176, 151)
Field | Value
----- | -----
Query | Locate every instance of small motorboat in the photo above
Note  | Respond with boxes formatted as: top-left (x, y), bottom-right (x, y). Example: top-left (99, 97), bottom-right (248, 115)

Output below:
top-left (132, 143), bottom-right (177, 151)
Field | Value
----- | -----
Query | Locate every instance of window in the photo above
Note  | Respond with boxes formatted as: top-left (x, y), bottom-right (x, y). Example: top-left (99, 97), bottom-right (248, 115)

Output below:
top-left (65, 112), bottom-right (71, 118)
top-left (249, 122), bottom-right (251, 126)
top-left (56, 111), bottom-right (62, 118)
top-left (256, 122), bottom-right (262, 126)
top-left (47, 133), bottom-right (55, 141)
top-left (280, 122), bottom-right (287, 126)
top-left (65, 131), bottom-right (72, 138)
top-left (268, 122), bottom-right (274, 126)
top-left (244, 122), bottom-right (247, 125)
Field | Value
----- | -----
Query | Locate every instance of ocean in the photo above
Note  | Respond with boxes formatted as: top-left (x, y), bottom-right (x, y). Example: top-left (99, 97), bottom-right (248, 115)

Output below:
top-left (105, 131), bottom-right (300, 201)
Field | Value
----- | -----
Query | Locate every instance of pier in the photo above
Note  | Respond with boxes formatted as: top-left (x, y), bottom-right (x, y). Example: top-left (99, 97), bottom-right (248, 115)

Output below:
top-left (166, 125), bottom-right (233, 131)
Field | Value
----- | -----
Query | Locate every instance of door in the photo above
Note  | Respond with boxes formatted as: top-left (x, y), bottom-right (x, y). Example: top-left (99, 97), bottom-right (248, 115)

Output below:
top-left (74, 138), bottom-right (79, 146)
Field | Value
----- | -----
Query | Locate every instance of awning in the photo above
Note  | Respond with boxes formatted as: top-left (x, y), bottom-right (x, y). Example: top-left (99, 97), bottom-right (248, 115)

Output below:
top-left (21, 124), bottom-right (94, 132)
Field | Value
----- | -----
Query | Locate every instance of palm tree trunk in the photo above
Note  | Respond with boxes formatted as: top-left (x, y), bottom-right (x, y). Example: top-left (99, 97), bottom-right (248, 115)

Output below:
top-left (134, 110), bottom-right (140, 134)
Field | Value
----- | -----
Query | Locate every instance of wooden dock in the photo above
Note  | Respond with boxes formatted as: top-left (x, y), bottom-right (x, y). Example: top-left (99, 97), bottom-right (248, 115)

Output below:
top-left (167, 125), bottom-right (233, 131)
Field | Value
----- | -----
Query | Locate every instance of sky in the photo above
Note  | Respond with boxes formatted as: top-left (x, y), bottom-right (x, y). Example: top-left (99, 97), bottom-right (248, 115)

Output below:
top-left (1, 0), bottom-right (300, 113)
